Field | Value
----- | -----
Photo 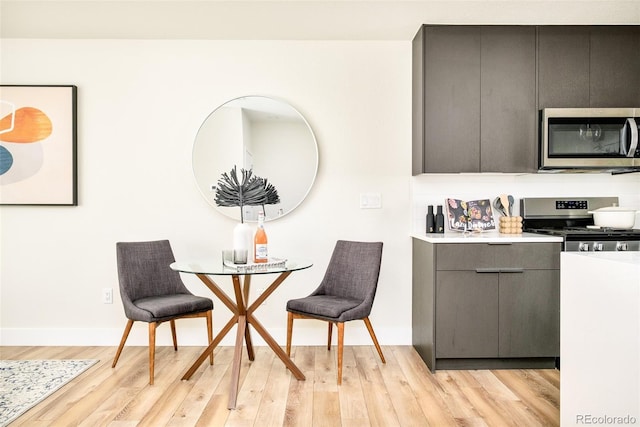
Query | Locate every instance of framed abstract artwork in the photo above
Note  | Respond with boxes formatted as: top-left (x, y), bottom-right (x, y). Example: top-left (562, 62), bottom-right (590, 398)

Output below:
top-left (0, 85), bottom-right (77, 205)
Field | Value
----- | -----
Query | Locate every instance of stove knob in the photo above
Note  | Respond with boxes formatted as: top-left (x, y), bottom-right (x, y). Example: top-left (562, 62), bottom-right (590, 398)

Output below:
top-left (579, 242), bottom-right (590, 252)
top-left (593, 242), bottom-right (604, 252)
top-left (616, 242), bottom-right (628, 251)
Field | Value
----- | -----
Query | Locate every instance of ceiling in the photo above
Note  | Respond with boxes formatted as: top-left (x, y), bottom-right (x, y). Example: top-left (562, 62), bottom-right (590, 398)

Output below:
top-left (1, 0), bottom-right (638, 41)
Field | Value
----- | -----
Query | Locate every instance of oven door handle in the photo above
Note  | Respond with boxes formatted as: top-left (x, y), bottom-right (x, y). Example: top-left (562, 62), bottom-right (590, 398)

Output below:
top-left (625, 118), bottom-right (638, 158)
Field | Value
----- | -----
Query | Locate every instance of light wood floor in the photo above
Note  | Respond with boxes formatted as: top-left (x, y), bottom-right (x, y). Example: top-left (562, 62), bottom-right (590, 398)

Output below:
top-left (1, 345), bottom-right (559, 426)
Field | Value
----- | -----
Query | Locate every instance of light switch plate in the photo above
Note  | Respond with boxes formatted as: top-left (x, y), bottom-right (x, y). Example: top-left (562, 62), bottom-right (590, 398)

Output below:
top-left (360, 193), bottom-right (382, 209)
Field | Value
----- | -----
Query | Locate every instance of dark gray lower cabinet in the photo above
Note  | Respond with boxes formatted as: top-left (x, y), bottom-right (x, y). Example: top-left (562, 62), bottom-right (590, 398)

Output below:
top-left (435, 270), bottom-right (499, 358)
top-left (499, 269), bottom-right (560, 357)
top-left (412, 239), bottom-right (560, 371)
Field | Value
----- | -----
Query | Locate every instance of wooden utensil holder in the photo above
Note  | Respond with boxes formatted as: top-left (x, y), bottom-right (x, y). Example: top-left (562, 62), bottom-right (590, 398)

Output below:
top-left (499, 216), bottom-right (523, 234)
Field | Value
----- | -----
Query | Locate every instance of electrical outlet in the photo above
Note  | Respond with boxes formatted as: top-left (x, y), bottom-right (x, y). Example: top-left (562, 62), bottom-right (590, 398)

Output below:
top-left (102, 288), bottom-right (113, 304)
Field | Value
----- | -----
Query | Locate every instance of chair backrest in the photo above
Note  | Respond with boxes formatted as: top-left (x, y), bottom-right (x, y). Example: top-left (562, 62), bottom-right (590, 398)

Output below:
top-left (116, 240), bottom-right (190, 309)
top-left (316, 240), bottom-right (383, 308)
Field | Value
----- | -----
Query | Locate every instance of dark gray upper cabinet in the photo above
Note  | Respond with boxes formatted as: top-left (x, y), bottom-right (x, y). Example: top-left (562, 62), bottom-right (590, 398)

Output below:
top-left (589, 26), bottom-right (640, 107)
top-left (537, 26), bottom-right (591, 108)
top-left (538, 25), bottom-right (640, 108)
top-left (414, 24), bottom-right (640, 175)
top-left (480, 27), bottom-right (537, 172)
top-left (414, 25), bottom-right (481, 174)
top-left (413, 25), bottom-right (537, 174)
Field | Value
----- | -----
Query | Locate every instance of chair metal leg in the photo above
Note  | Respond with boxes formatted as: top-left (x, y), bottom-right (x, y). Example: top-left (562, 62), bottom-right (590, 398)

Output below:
top-left (363, 317), bottom-right (385, 364)
top-left (286, 312), bottom-right (294, 357)
top-left (170, 319), bottom-right (178, 351)
top-left (327, 322), bottom-right (333, 350)
top-left (337, 322), bottom-right (344, 385)
top-left (206, 310), bottom-right (214, 365)
top-left (149, 322), bottom-right (157, 385)
top-left (112, 319), bottom-right (134, 368)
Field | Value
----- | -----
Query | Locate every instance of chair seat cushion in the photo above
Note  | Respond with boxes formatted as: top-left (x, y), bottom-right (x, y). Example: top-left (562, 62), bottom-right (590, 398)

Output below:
top-left (134, 294), bottom-right (213, 321)
top-left (286, 295), bottom-right (361, 321)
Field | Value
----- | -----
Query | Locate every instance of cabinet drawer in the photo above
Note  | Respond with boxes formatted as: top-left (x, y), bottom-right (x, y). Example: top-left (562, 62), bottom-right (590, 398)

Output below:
top-left (435, 243), bottom-right (560, 270)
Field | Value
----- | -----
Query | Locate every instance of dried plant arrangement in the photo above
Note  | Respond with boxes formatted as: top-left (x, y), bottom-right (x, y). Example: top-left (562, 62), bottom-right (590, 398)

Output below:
top-left (213, 166), bottom-right (280, 223)
top-left (260, 178), bottom-right (280, 213)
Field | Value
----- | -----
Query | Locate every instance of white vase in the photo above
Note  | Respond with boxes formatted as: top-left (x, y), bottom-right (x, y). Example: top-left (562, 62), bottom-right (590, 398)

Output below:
top-left (233, 222), bottom-right (252, 262)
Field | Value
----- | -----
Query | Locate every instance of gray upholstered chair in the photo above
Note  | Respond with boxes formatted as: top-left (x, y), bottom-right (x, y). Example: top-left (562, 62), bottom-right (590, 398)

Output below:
top-left (112, 240), bottom-right (214, 385)
top-left (286, 240), bottom-right (385, 384)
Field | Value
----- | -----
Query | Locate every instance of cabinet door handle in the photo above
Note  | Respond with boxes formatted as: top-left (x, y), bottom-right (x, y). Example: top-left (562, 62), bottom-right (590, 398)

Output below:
top-left (476, 268), bottom-right (501, 273)
top-left (500, 268), bottom-right (524, 273)
top-left (488, 242), bottom-right (512, 245)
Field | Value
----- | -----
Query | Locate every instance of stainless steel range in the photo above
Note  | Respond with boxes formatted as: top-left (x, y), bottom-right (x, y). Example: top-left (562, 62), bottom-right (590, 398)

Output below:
top-left (521, 196), bottom-right (640, 252)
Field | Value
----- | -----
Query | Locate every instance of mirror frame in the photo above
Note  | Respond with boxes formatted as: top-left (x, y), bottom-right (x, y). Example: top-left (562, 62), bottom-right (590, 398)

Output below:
top-left (192, 95), bottom-right (319, 222)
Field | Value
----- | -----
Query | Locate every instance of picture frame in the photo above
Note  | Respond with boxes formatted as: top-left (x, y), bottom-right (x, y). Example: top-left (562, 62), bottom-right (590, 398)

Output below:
top-left (0, 85), bottom-right (77, 206)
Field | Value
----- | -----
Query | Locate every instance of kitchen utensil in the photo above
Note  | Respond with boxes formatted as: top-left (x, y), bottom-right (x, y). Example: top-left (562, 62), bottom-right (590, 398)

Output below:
top-left (493, 197), bottom-right (505, 216)
top-left (508, 195), bottom-right (515, 216)
top-left (588, 207), bottom-right (638, 229)
top-left (499, 194), bottom-right (510, 216)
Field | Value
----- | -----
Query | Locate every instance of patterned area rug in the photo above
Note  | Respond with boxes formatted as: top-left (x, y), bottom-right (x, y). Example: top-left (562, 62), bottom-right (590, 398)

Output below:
top-left (0, 359), bottom-right (99, 426)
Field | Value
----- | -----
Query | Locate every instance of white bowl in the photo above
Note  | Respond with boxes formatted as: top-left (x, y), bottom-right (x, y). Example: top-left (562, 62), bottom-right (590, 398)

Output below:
top-left (588, 207), bottom-right (638, 229)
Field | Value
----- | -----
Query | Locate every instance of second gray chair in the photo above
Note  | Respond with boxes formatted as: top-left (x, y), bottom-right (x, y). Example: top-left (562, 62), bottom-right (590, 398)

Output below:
top-left (112, 239), bottom-right (214, 385)
top-left (286, 240), bottom-right (385, 384)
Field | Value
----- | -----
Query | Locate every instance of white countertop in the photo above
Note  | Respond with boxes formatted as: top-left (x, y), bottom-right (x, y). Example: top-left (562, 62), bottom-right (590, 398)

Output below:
top-left (411, 231), bottom-right (563, 244)
top-left (562, 250), bottom-right (640, 267)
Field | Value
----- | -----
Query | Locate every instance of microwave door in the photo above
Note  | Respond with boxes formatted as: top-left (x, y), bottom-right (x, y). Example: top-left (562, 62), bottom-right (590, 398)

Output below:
top-left (547, 120), bottom-right (624, 156)
top-left (621, 118), bottom-right (638, 157)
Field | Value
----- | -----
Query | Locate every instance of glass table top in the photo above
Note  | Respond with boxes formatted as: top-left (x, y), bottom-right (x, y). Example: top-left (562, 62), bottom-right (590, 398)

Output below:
top-left (170, 257), bottom-right (313, 276)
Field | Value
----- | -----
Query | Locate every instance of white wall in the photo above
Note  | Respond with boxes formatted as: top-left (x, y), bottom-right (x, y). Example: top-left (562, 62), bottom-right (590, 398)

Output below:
top-left (0, 39), bottom-right (412, 346)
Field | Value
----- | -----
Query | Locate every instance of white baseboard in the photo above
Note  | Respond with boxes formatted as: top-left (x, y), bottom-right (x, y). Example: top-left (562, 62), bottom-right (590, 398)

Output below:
top-left (0, 326), bottom-right (411, 347)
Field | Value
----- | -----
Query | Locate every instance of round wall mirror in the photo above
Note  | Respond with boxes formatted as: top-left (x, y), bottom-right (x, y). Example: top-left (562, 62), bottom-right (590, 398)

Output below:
top-left (193, 96), bottom-right (318, 222)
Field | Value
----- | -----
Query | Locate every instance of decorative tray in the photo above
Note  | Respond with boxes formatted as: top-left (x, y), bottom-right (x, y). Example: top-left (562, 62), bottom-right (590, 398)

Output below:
top-left (223, 257), bottom-right (287, 273)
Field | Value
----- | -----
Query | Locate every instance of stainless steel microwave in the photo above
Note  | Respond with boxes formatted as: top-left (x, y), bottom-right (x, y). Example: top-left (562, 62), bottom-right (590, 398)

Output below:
top-left (540, 108), bottom-right (640, 171)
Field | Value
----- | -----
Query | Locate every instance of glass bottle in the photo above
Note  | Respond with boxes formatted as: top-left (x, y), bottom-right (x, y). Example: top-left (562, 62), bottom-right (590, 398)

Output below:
top-left (254, 212), bottom-right (268, 263)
